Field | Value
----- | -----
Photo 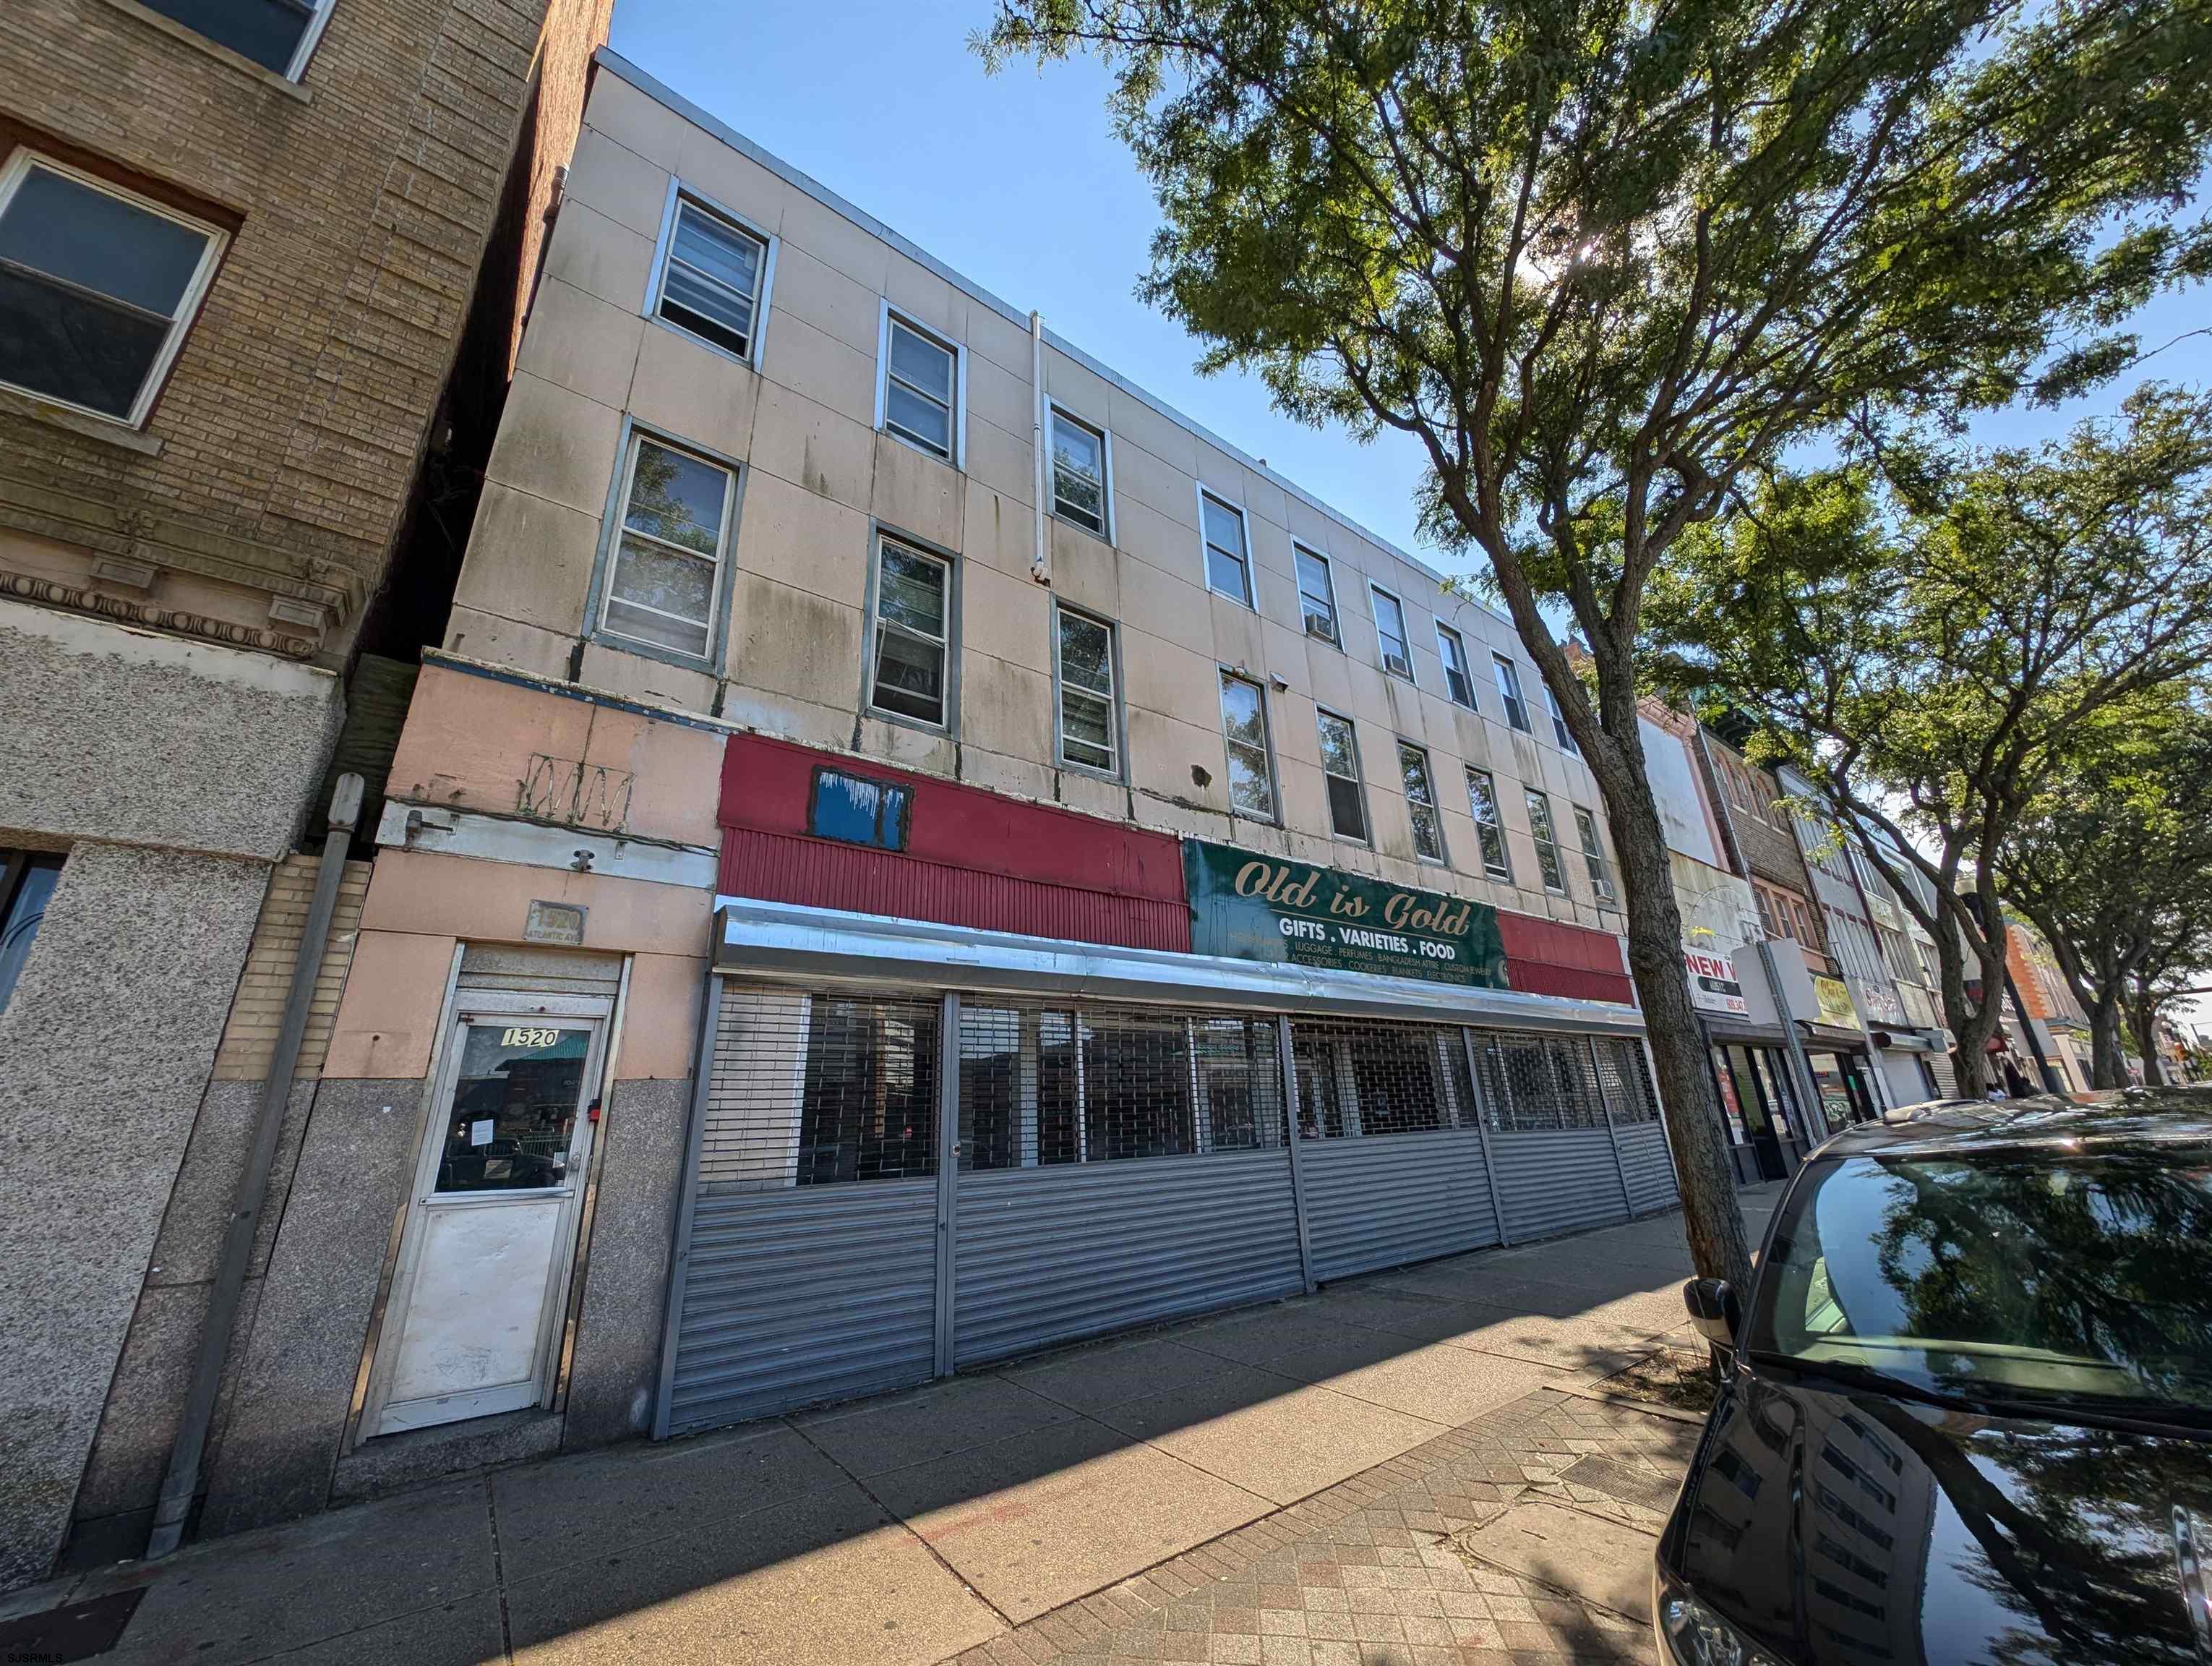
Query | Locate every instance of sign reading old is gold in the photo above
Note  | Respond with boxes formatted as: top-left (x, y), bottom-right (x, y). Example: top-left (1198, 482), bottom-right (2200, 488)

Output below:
top-left (1183, 838), bottom-right (1512, 989)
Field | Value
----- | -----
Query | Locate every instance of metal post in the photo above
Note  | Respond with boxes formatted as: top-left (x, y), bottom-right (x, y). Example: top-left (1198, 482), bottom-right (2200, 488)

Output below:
top-left (149, 774), bottom-right (362, 1558)
top-left (1757, 939), bottom-right (1824, 1147)
top-left (1276, 1014), bottom-right (1317, 1293)
top-left (651, 970), bottom-right (725, 1440)
top-left (1588, 1036), bottom-right (1636, 1219)
top-left (1460, 1029), bottom-right (1511, 1247)
top-left (932, 991), bottom-right (962, 1377)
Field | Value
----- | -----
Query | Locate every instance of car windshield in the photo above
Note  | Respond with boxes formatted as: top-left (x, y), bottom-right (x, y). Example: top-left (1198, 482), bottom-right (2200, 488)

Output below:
top-left (1746, 1146), bottom-right (2212, 1416)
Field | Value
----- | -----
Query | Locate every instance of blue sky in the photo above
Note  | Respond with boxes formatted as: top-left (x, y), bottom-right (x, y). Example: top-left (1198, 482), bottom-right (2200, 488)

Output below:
top-left (609, 0), bottom-right (2208, 587)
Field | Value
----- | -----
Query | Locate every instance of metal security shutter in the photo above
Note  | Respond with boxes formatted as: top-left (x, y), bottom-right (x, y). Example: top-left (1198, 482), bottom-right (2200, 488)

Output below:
top-left (951, 1001), bottom-right (1303, 1366)
top-left (1293, 1019), bottom-right (1499, 1281)
top-left (1614, 1124), bottom-right (1677, 1213)
top-left (1475, 1030), bottom-right (1632, 1241)
top-left (663, 985), bottom-right (942, 1435)
top-left (1593, 1038), bottom-right (1678, 1214)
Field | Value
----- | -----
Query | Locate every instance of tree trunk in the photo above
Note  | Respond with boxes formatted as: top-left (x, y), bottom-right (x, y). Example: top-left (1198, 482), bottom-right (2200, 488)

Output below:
top-left (1937, 923), bottom-right (2002, 1096)
top-left (2090, 992), bottom-right (2126, 1088)
top-left (2130, 998), bottom-right (2167, 1088)
top-left (1595, 738), bottom-right (1756, 1293)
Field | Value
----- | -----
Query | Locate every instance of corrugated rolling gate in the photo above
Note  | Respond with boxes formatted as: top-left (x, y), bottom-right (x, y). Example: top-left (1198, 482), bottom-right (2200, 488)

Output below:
top-left (656, 978), bottom-right (1679, 1439)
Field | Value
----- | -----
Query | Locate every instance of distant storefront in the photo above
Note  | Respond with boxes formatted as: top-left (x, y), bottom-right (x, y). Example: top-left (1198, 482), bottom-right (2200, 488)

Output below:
top-left (1684, 941), bottom-right (1811, 1182)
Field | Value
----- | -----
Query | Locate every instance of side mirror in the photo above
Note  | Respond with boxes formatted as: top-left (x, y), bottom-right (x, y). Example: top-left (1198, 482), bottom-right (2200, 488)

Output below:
top-left (1683, 1278), bottom-right (1740, 1350)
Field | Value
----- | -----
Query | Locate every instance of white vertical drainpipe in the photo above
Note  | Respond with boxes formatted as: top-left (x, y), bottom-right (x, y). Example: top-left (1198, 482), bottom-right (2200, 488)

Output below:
top-left (1029, 309), bottom-right (1050, 586)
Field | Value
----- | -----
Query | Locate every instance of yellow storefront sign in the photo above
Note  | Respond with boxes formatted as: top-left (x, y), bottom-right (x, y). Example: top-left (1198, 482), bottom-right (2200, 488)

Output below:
top-left (1813, 975), bottom-right (1861, 1030)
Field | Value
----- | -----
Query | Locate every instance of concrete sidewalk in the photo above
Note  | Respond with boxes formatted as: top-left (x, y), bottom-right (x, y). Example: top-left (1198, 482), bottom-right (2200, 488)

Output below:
top-left (2, 1186), bottom-right (1783, 1666)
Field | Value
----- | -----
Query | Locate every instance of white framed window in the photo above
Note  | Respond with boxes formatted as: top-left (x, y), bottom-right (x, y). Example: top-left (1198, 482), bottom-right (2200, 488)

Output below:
top-left (0, 152), bottom-right (226, 428)
top-left (140, 0), bottom-right (335, 79)
top-left (1398, 742), bottom-right (1445, 862)
top-left (1054, 605), bottom-right (1119, 774)
top-left (1493, 654), bottom-right (1532, 732)
top-left (1199, 491), bottom-right (1253, 607)
top-left (1316, 709), bottom-right (1367, 842)
top-left (868, 538), bottom-right (953, 727)
top-left (1465, 769), bottom-right (1512, 881)
top-left (1371, 586), bottom-right (1413, 680)
top-left (651, 191), bottom-right (771, 363)
top-left (1526, 788), bottom-right (1567, 892)
top-left (1218, 671), bottom-right (1276, 819)
top-left (1295, 545), bottom-right (1339, 644)
top-left (1544, 683), bottom-right (1579, 754)
top-left (1574, 806), bottom-right (1616, 904)
top-left (1436, 623), bottom-right (1475, 708)
top-left (598, 431), bottom-right (736, 663)
top-left (876, 309), bottom-right (962, 464)
top-left (1050, 407), bottom-right (1111, 537)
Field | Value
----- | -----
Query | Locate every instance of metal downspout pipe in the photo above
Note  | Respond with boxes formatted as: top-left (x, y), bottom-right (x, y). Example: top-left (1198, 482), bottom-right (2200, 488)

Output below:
top-left (1029, 310), bottom-right (1050, 587)
top-left (147, 772), bottom-right (364, 1559)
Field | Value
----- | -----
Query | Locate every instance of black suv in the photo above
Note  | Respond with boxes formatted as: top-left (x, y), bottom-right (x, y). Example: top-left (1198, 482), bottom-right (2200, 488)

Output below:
top-left (1655, 1088), bottom-right (2212, 1666)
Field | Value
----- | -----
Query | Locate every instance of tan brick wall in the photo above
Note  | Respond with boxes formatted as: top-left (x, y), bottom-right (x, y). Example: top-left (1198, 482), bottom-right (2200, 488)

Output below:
top-left (0, 0), bottom-right (612, 657)
top-left (210, 855), bottom-right (372, 1081)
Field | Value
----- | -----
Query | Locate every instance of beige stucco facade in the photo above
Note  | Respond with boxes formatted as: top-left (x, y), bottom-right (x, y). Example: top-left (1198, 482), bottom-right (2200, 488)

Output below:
top-left (432, 55), bottom-right (1626, 934)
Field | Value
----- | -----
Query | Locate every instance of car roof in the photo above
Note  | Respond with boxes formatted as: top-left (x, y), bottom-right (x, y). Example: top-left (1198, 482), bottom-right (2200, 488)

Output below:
top-left (1812, 1085), bottom-right (2212, 1158)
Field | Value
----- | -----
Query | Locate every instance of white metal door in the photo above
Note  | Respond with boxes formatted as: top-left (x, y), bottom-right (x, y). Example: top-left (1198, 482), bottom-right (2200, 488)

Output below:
top-left (368, 993), bottom-right (606, 1435)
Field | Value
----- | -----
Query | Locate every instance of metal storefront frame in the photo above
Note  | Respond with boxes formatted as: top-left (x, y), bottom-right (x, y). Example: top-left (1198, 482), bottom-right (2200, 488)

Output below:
top-left (654, 903), bottom-right (1672, 1439)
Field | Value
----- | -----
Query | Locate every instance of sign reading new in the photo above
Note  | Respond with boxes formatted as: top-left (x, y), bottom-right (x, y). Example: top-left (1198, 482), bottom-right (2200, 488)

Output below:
top-left (1183, 840), bottom-right (1511, 988)
top-left (1681, 945), bottom-right (1749, 1017)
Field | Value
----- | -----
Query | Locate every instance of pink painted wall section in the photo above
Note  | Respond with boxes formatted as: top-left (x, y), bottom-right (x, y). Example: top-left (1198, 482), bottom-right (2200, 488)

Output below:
top-left (1497, 913), bottom-right (1637, 1005)
top-left (324, 929), bottom-right (457, 1080)
top-left (717, 732), bottom-right (1191, 953)
top-left (359, 849), bottom-right (715, 957)
top-left (615, 952), bottom-right (707, 1079)
top-left (388, 664), bottom-right (726, 849)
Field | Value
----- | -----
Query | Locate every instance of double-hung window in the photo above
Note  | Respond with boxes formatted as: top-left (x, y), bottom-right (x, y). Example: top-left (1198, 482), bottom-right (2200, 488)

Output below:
top-left (1055, 607), bottom-right (1118, 774)
top-left (1218, 672), bottom-right (1275, 819)
top-left (1201, 492), bottom-right (1252, 606)
top-left (655, 195), bottom-right (769, 361)
top-left (1371, 586), bottom-right (1412, 680)
top-left (1050, 409), bottom-right (1110, 535)
top-left (139, 0), bottom-right (335, 77)
top-left (1465, 769), bottom-right (1512, 881)
top-left (0, 153), bottom-right (226, 427)
top-left (1436, 624), bottom-right (1475, 708)
top-left (870, 539), bottom-right (952, 727)
top-left (880, 313), bottom-right (959, 461)
top-left (1295, 546), bottom-right (1339, 644)
top-left (1574, 806), bottom-right (1616, 903)
top-left (0, 850), bottom-right (63, 1014)
top-left (600, 432), bottom-right (734, 662)
top-left (1544, 683), bottom-right (1579, 754)
top-left (1398, 743), bottom-right (1445, 862)
top-left (1315, 709), bottom-right (1367, 842)
top-left (1493, 654), bottom-right (1532, 732)
top-left (1526, 789), bottom-right (1567, 892)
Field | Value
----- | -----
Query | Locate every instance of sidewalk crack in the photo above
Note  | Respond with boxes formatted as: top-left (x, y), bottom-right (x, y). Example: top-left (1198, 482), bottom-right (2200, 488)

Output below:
top-left (784, 1414), bottom-right (1019, 1633)
top-left (484, 1470), bottom-right (515, 1661)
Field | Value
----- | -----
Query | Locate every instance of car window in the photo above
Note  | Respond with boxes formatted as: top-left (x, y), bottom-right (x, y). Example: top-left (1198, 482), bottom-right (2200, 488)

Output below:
top-left (1749, 1148), bottom-right (2212, 1414)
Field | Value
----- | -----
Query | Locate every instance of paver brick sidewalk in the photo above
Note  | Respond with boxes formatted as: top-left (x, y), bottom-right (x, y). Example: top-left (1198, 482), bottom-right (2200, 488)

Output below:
top-left (946, 1383), bottom-right (1701, 1666)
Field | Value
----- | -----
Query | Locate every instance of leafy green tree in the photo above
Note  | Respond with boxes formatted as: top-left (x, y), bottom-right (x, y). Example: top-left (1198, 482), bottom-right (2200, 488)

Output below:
top-left (1650, 388), bottom-right (2212, 1093)
top-left (1997, 685), bottom-right (2212, 1086)
top-left (978, 0), bottom-right (2212, 1283)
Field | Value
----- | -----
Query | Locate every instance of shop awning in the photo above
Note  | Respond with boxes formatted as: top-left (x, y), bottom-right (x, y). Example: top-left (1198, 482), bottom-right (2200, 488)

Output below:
top-left (1705, 1020), bottom-right (1790, 1047)
top-left (713, 896), bottom-right (1650, 1037)
top-left (1869, 1028), bottom-right (1950, 1053)
top-left (1796, 1020), bottom-right (1869, 1052)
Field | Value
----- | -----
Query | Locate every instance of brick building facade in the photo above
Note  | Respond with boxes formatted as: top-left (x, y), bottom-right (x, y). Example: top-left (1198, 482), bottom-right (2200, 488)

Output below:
top-left (0, 0), bottom-right (609, 1589)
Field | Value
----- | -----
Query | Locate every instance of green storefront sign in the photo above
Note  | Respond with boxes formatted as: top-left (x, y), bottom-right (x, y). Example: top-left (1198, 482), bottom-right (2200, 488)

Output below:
top-left (1183, 839), bottom-right (1512, 989)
